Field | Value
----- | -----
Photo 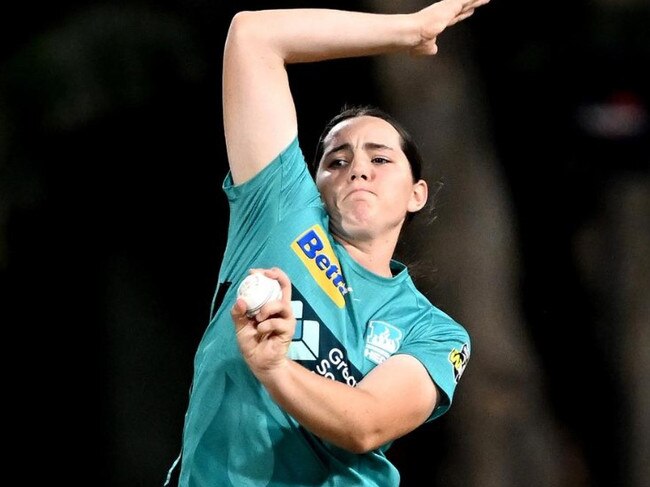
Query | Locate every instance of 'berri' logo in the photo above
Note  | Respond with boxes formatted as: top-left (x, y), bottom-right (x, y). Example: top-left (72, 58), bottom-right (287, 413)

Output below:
top-left (291, 225), bottom-right (348, 307)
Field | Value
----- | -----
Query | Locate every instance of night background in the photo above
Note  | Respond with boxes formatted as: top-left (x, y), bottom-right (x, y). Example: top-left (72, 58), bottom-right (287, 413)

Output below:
top-left (1, 1), bottom-right (648, 486)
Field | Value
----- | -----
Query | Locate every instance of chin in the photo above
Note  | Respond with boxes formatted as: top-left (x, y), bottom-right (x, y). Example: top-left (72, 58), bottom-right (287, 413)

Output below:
top-left (329, 210), bottom-right (378, 240)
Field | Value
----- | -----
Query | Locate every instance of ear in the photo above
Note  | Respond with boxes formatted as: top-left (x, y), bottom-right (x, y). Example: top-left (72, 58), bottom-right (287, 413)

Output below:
top-left (407, 179), bottom-right (428, 213)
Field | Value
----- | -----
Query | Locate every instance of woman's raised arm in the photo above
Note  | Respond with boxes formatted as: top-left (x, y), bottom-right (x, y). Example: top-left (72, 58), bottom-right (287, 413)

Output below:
top-left (222, 0), bottom-right (489, 185)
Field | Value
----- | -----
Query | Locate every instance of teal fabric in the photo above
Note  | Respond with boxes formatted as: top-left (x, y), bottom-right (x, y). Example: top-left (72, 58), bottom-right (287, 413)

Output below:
top-left (178, 136), bottom-right (471, 486)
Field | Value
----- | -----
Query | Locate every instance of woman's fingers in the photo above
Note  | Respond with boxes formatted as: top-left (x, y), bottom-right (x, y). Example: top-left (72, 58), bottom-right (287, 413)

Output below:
top-left (261, 267), bottom-right (293, 303)
top-left (256, 317), bottom-right (294, 338)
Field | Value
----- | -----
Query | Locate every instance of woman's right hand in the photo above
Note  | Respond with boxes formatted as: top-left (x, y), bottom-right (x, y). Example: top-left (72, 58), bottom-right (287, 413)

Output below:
top-left (231, 267), bottom-right (296, 378)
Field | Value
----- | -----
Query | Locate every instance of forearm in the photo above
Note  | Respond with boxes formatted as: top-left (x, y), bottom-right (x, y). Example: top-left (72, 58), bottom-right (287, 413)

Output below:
top-left (256, 360), bottom-right (381, 453)
top-left (230, 9), bottom-right (421, 64)
top-left (254, 355), bottom-right (436, 455)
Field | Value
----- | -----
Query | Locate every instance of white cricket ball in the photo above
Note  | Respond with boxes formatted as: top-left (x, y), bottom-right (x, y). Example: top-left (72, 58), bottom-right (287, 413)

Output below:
top-left (236, 272), bottom-right (282, 317)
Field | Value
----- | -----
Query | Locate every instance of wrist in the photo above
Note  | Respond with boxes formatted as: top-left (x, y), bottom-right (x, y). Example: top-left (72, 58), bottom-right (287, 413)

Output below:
top-left (253, 356), bottom-right (291, 385)
top-left (398, 12), bottom-right (425, 49)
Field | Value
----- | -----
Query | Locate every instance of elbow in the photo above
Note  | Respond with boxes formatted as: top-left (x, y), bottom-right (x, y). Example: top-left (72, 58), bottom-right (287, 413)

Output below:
top-left (346, 441), bottom-right (377, 455)
top-left (228, 10), bottom-right (253, 30)
top-left (225, 10), bottom-right (290, 64)
top-left (226, 11), bottom-right (264, 46)
top-left (337, 426), bottom-right (386, 455)
top-left (352, 434), bottom-right (386, 455)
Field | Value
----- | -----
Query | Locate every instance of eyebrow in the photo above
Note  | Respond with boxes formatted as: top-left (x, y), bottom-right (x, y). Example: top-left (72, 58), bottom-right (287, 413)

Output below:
top-left (322, 142), bottom-right (394, 160)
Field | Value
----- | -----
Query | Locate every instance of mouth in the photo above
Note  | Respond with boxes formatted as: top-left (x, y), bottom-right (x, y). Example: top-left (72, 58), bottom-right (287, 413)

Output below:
top-left (345, 188), bottom-right (374, 199)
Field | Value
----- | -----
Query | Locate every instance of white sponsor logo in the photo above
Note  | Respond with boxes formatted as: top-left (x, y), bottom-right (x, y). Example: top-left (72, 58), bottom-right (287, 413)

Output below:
top-left (315, 347), bottom-right (357, 387)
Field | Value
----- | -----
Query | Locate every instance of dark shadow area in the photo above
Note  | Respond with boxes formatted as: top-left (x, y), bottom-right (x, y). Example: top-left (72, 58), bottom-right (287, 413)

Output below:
top-left (1, 1), bottom-right (647, 485)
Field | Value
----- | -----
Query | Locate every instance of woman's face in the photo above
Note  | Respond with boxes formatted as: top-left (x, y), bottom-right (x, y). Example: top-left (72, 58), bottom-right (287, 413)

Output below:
top-left (315, 116), bottom-right (427, 243)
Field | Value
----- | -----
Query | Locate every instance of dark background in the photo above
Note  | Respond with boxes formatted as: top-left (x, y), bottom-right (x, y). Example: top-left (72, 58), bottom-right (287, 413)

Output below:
top-left (1, 1), bottom-right (648, 485)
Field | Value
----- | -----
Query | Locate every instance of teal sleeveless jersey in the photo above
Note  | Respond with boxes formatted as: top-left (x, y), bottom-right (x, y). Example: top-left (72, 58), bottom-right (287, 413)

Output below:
top-left (177, 137), bottom-right (471, 487)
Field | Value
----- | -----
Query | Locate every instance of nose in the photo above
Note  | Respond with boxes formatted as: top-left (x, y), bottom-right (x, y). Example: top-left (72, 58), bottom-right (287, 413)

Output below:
top-left (348, 158), bottom-right (369, 181)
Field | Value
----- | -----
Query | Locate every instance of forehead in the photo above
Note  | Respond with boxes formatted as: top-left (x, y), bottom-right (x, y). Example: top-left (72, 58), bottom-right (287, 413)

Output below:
top-left (323, 116), bottom-right (402, 148)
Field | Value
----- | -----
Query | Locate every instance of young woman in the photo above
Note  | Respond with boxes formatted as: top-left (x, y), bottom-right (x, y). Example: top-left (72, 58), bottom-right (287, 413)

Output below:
top-left (166, 1), bottom-right (488, 485)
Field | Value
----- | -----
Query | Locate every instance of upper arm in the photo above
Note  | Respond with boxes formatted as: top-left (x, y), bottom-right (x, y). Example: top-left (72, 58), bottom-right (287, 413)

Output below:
top-left (356, 354), bottom-right (438, 450)
top-left (222, 11), bottom-right (299, 185)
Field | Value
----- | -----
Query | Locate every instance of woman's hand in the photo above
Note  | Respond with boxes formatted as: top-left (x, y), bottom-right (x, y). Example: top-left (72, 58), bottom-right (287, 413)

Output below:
top-left (411, 0), bottom-right (491, 56)
top-left (231, 267), bottom-right (296, 377)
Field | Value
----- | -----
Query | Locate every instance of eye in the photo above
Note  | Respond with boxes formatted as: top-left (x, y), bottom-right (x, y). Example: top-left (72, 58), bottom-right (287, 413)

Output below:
top-left (371, 156), bottom-right (390, 164)
top-left (327, 158), bottom-right (348, 169)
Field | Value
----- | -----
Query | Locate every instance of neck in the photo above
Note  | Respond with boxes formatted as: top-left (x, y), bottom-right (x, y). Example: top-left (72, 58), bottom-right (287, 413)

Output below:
top-left (332, 232), bottom-right (398, 277)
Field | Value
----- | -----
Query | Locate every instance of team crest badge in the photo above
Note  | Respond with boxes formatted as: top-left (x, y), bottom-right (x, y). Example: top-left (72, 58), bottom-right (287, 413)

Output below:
top-left (364, 321), bottom-right (403, 365)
